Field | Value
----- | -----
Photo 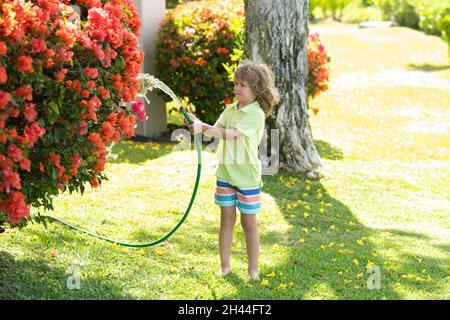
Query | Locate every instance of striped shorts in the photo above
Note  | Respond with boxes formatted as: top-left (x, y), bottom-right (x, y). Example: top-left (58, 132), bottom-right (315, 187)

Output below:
top-left (214, 178), bottom-right (262, 214)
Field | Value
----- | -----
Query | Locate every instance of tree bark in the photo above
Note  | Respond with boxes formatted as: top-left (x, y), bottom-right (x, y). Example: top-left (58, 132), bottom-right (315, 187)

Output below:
top-left (244, 0), bottom-right (322, 178)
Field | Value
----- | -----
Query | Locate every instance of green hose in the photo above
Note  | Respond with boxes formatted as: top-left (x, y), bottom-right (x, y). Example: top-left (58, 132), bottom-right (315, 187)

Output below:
top-left (45, 112), bottom-right (201, 248)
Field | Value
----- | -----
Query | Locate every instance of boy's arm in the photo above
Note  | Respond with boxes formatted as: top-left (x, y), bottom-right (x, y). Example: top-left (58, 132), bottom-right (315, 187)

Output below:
top-left (185, 113), bottom-right (244, 140)
top-left (202, 122), bottom-right (244, 140)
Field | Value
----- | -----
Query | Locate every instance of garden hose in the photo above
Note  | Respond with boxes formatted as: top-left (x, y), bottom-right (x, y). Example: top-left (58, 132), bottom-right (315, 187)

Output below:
top-left (45, 110), bottom-right (201, 248)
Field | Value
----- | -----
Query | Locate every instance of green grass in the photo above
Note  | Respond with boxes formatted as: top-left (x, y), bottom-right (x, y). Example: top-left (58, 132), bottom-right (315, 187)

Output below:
top-left (1, 22), bottom-right (449, 300)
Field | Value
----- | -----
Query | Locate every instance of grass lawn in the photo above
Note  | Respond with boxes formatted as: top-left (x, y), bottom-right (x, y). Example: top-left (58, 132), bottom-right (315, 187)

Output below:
top-left (0, 22), bottom-right (449, 300)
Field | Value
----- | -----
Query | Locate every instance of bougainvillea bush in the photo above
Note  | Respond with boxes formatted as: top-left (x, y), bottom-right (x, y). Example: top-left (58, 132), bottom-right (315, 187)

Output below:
top-left (0, 0), bottom-right (144, 230)
top-left (155, 0), bottom-right (244, 123)
top-left (155, 0), bottom-right (330, 122)
top-left (307, 32), bottom-right (330, 99)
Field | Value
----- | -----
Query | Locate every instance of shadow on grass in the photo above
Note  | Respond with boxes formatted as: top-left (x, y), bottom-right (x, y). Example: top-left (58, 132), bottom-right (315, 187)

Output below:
top-left (0, 250), bottom-right (133, 300)
top-left (213, 169), bottom-right (448, 299)
top-left (315, 140), bottom-right (344, 160)
top-left (407, 63), bottom-right (450, 72)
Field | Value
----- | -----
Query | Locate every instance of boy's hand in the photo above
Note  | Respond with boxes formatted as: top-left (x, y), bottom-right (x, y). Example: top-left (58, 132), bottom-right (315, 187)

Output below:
top-left (183, 113), bottom-right (203, 135)
top-left (185, 113), bottom-right (200, 122)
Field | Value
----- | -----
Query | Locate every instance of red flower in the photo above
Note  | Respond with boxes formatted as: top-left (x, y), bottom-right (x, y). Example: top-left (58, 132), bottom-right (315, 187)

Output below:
top-left (4, 192), bottom-right (30, 225)
top-left (0, 41), bottom-right (7, 55)
top-left (91, 175), bottom-right (99, 188)
top-left (17, 55), bottom-right (34, 73)
top-left (0, 91), bottom-right (12, 109)
top-left (216, 47), bottom-right (229, 55)
top-left (55, 68), bottom-right (68, 83)
top-left (83, 67), bottom-right (99, 79)
top-left (31, 38), bottom-right (47, 53)
top-left (0, 66), bottom-right (7, 84)
top-left (79, 121), bottom-right (88, 136)
top-left (98, 86), bottom-right (110, 99)
top-left (0, 170), bottom-right (22, 194)
top-left (24, 103), bottom-right (37, 122)
top-left (8, 145), bottom-right (23, 162)
top-left (15, 85), bottom-right (33, 101)
top-left (20, 158), bottom-right (31, 172)
top-left (101, 121), bottom-right (115, 138)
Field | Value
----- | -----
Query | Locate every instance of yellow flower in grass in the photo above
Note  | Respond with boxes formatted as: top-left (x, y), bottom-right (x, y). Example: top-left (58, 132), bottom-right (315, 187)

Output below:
top-left (302, 193), bottom-right (309, 197)
top-left (260, 279), bottom-right (269, 286)
top-left (337, 243), bottom-right (345, 247)
top-left (400, 274), bottom-right (433, 283)
top-left (329, 225), bottom-right (335, 231)
top-left (348, 221), bottom-right (355, 226)
top-left (328, 242), bottom-right (335, 248)
top-left (267, 271), bottom-right (276, 277)
top-left (353, 259), bottom-right (360, 266)
top-left (278, 283), bottom-right (287, 289)
top-left (356, 239), bottom-right (364, 246)
top-left (357, 273), bottom-right (363, 279)
top-left (305, 185), bottom-right (310, 191)
top-left (338, 249), bottom-right (354, 254)
top-left (301, 228), bottom-right (309, 234)
top-left (305, 205), bottom-right (310, 210)
top-left (155, 249), bottom-right (163, 256)
top-left (366, 261), bottom-right (374, 269)
top-left (303, 212), bottom-right (310, 218)
top-left (319, 208), bottom-right (325, 214)
top-left (321, 245), bottom-right (327, 250)
top-left (297, 238), bottom-right (305, 243)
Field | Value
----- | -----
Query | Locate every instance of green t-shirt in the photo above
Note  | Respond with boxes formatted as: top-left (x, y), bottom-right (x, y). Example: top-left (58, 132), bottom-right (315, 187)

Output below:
top-left (215, 101), bottom-right (266, 188)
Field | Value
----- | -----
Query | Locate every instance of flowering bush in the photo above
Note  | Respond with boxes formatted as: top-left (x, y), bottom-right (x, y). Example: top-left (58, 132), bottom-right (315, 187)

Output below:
top-left (307, 32), bottom-right (330, 100)
top-left (156, 0), bottom-right (331, 122)
top-left (155, 0), bottom-right (244, 123)
top-left (0, 0), bottom-right (144, 230)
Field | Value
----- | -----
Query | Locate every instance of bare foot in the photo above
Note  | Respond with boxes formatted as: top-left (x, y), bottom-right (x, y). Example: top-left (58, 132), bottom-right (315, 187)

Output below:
top-left (221, 265), bottom-right (231, 276)
top-left (249, 270), bottom-right (259, 280)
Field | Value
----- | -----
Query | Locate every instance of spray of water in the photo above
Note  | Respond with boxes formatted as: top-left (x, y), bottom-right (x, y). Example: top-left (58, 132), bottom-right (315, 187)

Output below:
top-left (137, 73), bottom-right (188, 116)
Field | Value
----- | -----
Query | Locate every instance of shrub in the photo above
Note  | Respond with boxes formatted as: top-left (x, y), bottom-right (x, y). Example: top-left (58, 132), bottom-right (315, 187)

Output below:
top-left (155, 0), bottom-right (244, 123)
top-left (375, 0), bottom-right (421, 28)
top-left (375, 0), bottom-right (450, 54)
top-left (416, 0), bottom-right (450, 53)
top-left (0, 0), bottom-right (144, 230)
top-left (315, 0), bottom-right (353, 21)
top-left (307, 33), bottom-right (331, 100)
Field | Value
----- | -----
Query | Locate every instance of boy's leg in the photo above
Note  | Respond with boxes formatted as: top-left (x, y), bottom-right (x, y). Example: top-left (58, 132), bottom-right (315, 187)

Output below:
top-left (219, 205), bottom-right (237, 275)
top-left (240, 213), bottom-right (260, 279)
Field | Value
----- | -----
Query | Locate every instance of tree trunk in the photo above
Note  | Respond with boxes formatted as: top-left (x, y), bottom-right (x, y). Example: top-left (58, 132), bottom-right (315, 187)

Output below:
top-left (244, 0), bottom-right (323, 178)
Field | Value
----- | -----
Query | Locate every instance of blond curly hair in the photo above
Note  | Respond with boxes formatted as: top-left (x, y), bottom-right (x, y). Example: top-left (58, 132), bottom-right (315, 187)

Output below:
top-left (234, 60), bottom-right (280, 117)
